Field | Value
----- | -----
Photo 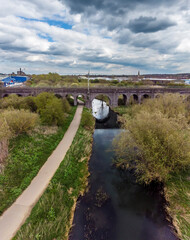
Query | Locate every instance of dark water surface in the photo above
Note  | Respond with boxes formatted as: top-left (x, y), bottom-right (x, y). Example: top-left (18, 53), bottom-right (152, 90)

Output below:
top-left (69, 129), bottom-right (178, 240)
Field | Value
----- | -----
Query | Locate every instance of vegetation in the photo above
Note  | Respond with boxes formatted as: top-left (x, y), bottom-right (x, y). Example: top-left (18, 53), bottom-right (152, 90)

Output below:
top-left (34, 93), bottom-right (67, 126)
top-left (0, 92), bottom-right (76, 214)
top-left (1, 109), bottom-right (39, 136)
top-left (0, 93), bottom-right (71, 126)
top-left (14, 108), bottom-right (95, 240)
top-left (95, 94), bottom-right (110, 104)
top-left (165, 172), bottom-right (190, 240)
top-left (0, 107), bottom-right (76, 214)
top-left (81, 109), bottom-right (95, 130)
top-left (113, 94), bottom-right (190, 239)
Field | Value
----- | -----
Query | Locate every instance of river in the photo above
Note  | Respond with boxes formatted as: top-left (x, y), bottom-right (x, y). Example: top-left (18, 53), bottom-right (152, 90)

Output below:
top-left (69, 100), bottom-right (178, 240)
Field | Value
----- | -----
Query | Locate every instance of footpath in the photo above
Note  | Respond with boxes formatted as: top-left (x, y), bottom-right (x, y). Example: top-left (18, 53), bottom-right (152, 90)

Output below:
top-left (0, 105), bottom-right (83, 240)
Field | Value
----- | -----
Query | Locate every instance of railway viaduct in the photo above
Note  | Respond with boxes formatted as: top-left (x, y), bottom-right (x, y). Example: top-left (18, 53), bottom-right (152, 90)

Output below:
top-left (1, 87), bottom-right (190, 108)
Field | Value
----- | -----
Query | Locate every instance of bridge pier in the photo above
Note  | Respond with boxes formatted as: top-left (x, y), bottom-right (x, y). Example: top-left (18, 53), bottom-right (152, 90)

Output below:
top-left (85, 100), bottom-right (92, 108)
top-left (74, 97), bottom-right (77, 106)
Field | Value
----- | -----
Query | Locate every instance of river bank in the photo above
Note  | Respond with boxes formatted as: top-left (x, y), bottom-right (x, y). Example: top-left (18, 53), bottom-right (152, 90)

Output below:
top-left (113, 105), bottom-right (190, 240)
top-left (13, 108), bottom-right (95, 239)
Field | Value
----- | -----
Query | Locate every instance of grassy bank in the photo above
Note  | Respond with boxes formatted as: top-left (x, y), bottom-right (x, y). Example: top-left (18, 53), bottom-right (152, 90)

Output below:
top-left (14, 108), bottom-right (95, 240)
top-left (0, 107), bottom-right (76, 215)
top-left (165, 171), bottom-right (190, 240)
top-left (113, 106), bottom-right (128, 116)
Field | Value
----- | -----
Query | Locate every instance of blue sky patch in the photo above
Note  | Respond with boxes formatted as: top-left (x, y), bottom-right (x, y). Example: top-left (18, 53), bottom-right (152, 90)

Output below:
top-left (38, 33), bottom-right (54, 42)
top-left (20, 16), bottom-right (72, 30)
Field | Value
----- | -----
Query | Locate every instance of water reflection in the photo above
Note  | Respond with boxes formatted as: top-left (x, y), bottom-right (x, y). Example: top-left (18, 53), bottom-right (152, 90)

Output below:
top-left (69, 129), bottom-right (178, 240)
top-left (92, 99), bottom-right (109, 120)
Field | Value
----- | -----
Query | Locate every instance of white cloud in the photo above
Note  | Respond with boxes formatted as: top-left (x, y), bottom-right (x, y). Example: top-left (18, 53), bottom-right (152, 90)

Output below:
top-left (0, 0), bottom-right (189, 74)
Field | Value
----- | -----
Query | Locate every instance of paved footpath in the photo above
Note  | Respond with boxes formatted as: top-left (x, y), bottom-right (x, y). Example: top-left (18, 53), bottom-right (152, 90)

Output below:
top-left (0, 105), bottom-right (83, 240)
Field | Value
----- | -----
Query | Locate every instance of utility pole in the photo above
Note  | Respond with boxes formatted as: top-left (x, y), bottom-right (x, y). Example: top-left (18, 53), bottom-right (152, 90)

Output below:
top-left (88, 70), bottom-right (90, 94)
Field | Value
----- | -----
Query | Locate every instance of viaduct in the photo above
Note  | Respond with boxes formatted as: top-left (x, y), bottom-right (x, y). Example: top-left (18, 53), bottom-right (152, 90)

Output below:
top-left (1, 87), bottom-right (190, 108)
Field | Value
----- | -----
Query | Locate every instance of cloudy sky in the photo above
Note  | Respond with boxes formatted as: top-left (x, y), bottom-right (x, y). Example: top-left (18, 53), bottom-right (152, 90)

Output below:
top-left (0, 0), bottom-right (190, 75)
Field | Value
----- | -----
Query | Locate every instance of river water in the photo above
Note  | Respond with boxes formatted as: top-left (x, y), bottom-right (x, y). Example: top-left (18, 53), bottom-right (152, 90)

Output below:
top-left (69, 101), bottom-right (178, 240)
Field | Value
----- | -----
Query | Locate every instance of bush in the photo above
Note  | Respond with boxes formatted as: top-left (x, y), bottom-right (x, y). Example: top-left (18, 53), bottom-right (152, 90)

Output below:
top-left (21, 96), bottom-right (37, 112)
top-left (0, 94), bottom-right (24, 109)
top-left (34, 92), bottom-right (67, 126)
top-left (62, 98), bottom-right (71, 113)
top-left (1, 109), bottom-right (39, 136)
top-left (40, 98), bottom-right (65, 126)
top-left (81, 110), bottom-right (94, 130)
top-left (0, 117), bottom-right (12, 164)
top-left (0, 117), bottom-right (12, 141)
top-left (113, 94), bottom-right (190, 184)
top-left (0, 95), bottom-right (37, 112)
top-left (34, 92), bottom-right (55, 111)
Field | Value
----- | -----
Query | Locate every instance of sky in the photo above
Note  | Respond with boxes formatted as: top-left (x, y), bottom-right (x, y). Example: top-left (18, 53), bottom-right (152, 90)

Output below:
top-left (0, 0), bottom-right (190, 75)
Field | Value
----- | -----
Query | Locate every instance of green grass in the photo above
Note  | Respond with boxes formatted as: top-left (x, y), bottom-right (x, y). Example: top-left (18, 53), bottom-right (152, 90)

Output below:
top-left (113, 106), bottom-right (128, 116)
top-left (165, 171), bottom-right (190, 240)
top-left (0, 107), bottom-right (76, 215)
top-left (14, 108), bottom-right (95, 240)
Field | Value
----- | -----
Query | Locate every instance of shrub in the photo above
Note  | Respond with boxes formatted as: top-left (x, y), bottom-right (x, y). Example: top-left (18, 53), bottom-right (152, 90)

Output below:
top-left (0, 95), bottom-right (37, 112)
top-left (34, 92), bottom-right (66, 126)
top-left (40, 98), bottom-right (65, 126)
top-left (0, 117), bottom-right (12, 164)
top-left (0, 117), bottom-right (12, 141)
top-left (21, 96), bottom-right (37, 112)
top-left (128, 93), bottom-right (186, 119)
top-left (34, 92), bottom-right (55, 112)
top-left (113, 111), bottom-right (190, 184)
top-left (1, 109), bottom-right (39, 136)
top-left (81, 110), bottom-right (94, 130)
top-left (113, 94), bottom-right (190, 184)
top-left (62, 98), bottom-right (71, 113)
top-left (0, 94), bottom-right (24, 109)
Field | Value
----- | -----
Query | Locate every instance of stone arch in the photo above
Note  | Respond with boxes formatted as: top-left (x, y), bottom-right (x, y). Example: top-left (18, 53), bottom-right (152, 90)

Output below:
top-left (76, 94), bottom-right (86, 105)
top-left (118, 94), bottom-right (127, 106)
top-left (141, 94), bottom-right (151, 102)
top-left (65, 94), bottom-right (75, 106)
top-left (143, 94), bottom-right (150, 99)
top-left (129, 94), bottom-right (138, 104)
top-left (154, 94), bottom-right (161, 98)
top-left (91, 93), bottom-right (112, 106)
top-left (54, 94), bottom-right (63, 99)
top-left (2, 94), bottom-right (9, 98)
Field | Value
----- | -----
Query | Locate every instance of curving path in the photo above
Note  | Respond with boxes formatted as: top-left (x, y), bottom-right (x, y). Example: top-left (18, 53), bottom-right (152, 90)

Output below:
top-left (0, 105), bottom-right (83, 240)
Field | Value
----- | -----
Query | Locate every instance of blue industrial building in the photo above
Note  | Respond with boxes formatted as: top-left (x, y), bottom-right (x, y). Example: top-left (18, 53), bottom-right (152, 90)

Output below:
top-left (2, 76), bottom-right (28, 87)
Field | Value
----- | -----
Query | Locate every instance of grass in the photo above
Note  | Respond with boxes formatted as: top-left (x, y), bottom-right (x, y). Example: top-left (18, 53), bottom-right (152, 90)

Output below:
top-left (165, 171), bottom-right (190, 240)
top-left (0, 107), bottom-right (76, 215)
top-left (14, 108), bottom-right (95, 240)
top-left (113, 106), bottom-right (128, 116)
